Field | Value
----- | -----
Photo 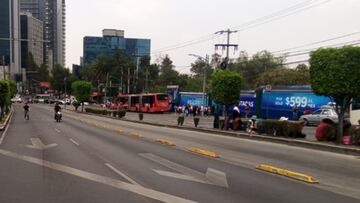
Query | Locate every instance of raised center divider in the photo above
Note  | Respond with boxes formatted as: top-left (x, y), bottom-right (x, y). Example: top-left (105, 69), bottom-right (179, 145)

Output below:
top-left (187, 148), bottom-right (219, 158)
top-left (256, 164), bottom-right (319, 184)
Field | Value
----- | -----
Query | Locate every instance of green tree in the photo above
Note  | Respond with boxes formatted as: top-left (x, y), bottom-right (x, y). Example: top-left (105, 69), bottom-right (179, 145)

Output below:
top-left (0, 81), bottom-right (10, 118)
top-left (229, 51), bottom-right (284, 89)
top-left (36, 64), bottom-right (50, 82)
top-left (51, 64), bottom-right (71, 94)
top-left (309, 46), bottom-right (360, 143)
top-left (158, 55), bottom-right (180, 86)
top-left (82, 51), bottom-right (137, 94)
top-left (211, 70), bottom-right (242, 119)
top-left (72, 81), bottom-right (93, 112)
top-left (255, 64), bottom-right (310, 87)
top-left (6, 80), bottom-right (16, 98)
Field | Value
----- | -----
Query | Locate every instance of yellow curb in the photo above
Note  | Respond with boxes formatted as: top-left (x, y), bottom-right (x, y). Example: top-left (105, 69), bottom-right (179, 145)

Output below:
top-left (116, 129), bottom-right (124, 133)
top-left (256, 164), bottom-right (319, 184)
top-left (187, 148), bottom-right (219, 158)
top-left (155, 139), bottom-right (175, 146)
top-left (129, 132), bottom-right (143, 138)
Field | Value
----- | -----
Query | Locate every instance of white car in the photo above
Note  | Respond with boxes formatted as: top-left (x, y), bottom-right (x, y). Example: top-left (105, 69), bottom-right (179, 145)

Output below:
top-left (11, 96), bottom-right (22, 103)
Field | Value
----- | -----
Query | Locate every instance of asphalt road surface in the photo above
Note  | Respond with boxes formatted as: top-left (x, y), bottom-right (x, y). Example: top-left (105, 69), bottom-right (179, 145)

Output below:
top-left (0, 104), bottom-right (359, 203)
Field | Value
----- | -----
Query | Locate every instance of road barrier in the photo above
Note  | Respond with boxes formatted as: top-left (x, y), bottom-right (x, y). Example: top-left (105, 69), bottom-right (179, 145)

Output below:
top-left (155, 139), bottom-right (175, 146)
top-left (256, 164), bottom-right (319, 184)
top-left (187, 148), bottom-right (219, 158)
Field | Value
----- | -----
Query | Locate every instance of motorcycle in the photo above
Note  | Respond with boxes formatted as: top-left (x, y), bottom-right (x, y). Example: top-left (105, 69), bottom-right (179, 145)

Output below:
top-left (55, 111), bottom-right (62, 122)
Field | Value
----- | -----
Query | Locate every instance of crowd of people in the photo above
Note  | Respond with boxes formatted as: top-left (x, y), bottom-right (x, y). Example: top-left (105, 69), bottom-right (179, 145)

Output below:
top-left (174, 105), bottom-right (212, 117)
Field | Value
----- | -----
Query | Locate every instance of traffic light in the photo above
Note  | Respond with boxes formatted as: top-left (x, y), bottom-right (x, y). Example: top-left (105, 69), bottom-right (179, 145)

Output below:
top-left (220, 58), bottom-right (228, 70)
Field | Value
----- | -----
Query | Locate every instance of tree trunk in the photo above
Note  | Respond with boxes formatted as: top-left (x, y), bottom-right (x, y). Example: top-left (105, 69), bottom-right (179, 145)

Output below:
top-left (81, 103), bottom-right (84, 112)
top-left (337, 111), bottom-right (344, 144)
top-left (335, 96), bottom-right (351, 144)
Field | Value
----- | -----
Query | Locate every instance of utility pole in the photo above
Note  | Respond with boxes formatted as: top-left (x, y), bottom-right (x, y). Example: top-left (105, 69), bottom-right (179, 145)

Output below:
top-left (215, 29), bottom-right (238, 69)
top-left (64, 77), bottom-right (67, 109)
top-left (105, 72), bottom-right (109, 104)
top-left (202, 55), bottom-right (209, 107)
top-left (127, 67), bottom-right (130, 94)
top-left (189, 54), bottom-right (209, 107)
top-left (135, 56), bottom-right (140, 93)
top-left (2, 56), bottom-right (5, 80)
top-left (145, 66), bottom-right (149, 93)
top-left (120, 68), bottom-right (123, 94)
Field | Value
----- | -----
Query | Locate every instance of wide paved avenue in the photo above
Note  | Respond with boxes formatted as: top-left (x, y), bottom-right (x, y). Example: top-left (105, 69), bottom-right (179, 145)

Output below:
top-left (0, 104), bottom-right (358, 203)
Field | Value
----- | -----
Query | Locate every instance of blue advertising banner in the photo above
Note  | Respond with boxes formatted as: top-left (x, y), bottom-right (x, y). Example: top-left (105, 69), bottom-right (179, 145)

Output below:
top-left (179, 93), bottom-right (208, 106)
top-left (239, 96), bottom-right (256, 112)
top-left (261, 92), bottom-right (332, 119)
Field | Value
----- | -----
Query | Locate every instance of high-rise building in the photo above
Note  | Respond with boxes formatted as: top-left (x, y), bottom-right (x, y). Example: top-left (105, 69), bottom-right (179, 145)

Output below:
top-left (0, 0), bottom-right (21, 80)
top-left (20, 0), bottom-right (65, 69)
top-left (83, 29), bottom-right (151, 65)
top-left (20, 12), bottom-right (44, 68)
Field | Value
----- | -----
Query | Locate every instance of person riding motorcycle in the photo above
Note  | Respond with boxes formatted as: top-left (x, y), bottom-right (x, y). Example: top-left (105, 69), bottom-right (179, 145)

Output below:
top-left (54, 102), bottom-right (62, 120)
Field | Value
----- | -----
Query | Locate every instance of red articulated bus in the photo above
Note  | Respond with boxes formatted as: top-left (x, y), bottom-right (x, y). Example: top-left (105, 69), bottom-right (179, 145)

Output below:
top-left (117, 93), bottom-right (170, 113)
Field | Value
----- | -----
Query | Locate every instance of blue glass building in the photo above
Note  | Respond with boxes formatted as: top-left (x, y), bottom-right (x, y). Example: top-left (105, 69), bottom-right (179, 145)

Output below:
top-left (83, 29), bottom-right (151, 65)
top-left (0, 0), bottom-right (21, 80)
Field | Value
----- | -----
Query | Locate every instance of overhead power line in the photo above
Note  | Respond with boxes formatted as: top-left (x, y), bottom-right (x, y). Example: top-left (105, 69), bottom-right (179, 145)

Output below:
top-left (234, 0), bottom-right (332, 32)
top-left (151, 0), bottom-right (330, 55)
top-left (273, 31), bottom-right (360, 54)
top-left (275, 40), bottom-right (360, 57)
top-left (230, 0), bottom-right (321, 30)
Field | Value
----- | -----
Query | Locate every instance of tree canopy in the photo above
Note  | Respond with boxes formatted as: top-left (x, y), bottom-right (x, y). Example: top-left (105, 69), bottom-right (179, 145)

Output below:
top-left (210, 70), bottom-right (242, 106)
top-left (255, 64), bottom-right (310, 87)
top-left (309, 46), bottom-right (360, 143)
top-left (72, 80), bottom-right (93, 112)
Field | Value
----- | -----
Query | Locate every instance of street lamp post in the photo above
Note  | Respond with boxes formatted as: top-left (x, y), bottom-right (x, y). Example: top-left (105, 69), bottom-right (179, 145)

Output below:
top-left (64, 77), bottom-right (67, 109)
top-left (188, 54), bottom-right (209, 108)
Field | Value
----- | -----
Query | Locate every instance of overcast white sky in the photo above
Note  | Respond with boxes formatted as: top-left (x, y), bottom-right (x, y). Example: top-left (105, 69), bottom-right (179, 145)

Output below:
top-left (66, 0), bottom-right (360, 73)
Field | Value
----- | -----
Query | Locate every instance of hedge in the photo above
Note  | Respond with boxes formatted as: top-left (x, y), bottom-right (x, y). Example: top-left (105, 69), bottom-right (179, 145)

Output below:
top-left (84, 108), bottom-right (126, 118)
top-left (257, 120), bottom-right (306, 138)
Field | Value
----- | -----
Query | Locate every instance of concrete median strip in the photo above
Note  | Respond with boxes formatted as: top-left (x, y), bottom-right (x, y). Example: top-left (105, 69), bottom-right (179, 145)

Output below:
top-left (155, 139), bottom-right (175, 146)
top-left (129, 132), bottom-right (143, 138)
top-left (187, 148), bottom-right (219, 158)
top-left (256, 164), bottom-right (319, 184)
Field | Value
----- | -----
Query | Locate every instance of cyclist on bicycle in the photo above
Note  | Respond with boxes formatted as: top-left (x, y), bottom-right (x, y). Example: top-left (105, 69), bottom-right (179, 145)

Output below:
top-left (54, 102), bottom-right (61, 119)
top-left (23, 102), bottom-right (30, 119)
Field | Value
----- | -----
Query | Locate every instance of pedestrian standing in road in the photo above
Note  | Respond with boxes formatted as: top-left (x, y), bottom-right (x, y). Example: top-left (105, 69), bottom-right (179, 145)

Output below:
top-left (292, 105), bottom-right (300, 120)
top-left (244, 103), bottom-right (251, 118)
top-left (303, 105), bottom-right (311, 115)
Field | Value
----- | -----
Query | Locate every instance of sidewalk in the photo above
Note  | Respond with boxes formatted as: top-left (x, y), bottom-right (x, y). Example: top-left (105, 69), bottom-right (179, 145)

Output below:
top-left (65, 105), bottom-right (360, 155)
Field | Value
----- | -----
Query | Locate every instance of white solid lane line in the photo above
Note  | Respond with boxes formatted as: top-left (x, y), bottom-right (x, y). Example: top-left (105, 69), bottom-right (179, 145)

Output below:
top-left (69, 138), bottom-right (80, 146)
top-left (105, 163), bottom-right (140, 186)
top-left (0, 149), bottom-right (197, 203)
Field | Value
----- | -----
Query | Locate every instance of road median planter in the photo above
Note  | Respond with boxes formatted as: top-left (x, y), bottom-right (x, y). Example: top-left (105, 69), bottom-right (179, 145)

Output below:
top-left (84, 108), bottom-right (126, 118)
top-left (257, 120), bottom-right (306, 138)
top-left (177, 116), bottom-right (184, 126)
top-left (138, 113), bottom-right (144, 121)
top-left (194, 117), bottom-right (200, 127)
top-left (219, 119), bottom-right (225, 130)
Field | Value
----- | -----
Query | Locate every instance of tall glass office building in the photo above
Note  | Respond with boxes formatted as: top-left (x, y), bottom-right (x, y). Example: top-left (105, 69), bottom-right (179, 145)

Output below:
top-left (20, 12), bottom-right (44, 68)
top-left (0, 0), bottom-right (21, 80)
top-left (20, 0), bottom-right (66, 68)
top-left (83, 29), bottom-right (151, 65)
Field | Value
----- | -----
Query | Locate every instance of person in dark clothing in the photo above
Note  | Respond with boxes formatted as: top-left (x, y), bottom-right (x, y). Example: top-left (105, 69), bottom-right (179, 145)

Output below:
top-left (244, 103), bottom-right (251, 118)
top-left (54, 103), bottom-right (61, 119)
top-left (23, 103), bottom-right (30, 119)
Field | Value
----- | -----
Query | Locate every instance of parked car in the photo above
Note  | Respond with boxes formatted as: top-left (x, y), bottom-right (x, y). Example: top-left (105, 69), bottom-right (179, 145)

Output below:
top-left (11, 96), bottom-right (22, 103)
top-left (300, 107), bottom-right (349, 126)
